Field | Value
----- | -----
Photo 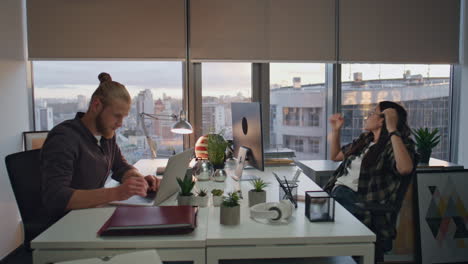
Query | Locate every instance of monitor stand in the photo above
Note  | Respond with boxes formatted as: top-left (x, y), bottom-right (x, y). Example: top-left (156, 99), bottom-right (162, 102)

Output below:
top-left (231, 146), bottom-right (260, 181)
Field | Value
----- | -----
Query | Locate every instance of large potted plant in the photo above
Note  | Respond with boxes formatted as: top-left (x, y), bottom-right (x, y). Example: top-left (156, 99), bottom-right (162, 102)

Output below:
top-left (412, 127), bottom-right (440, 165)
top-left (176, 172), bottom-right (195, 206)
top-left (220, 192), bottom-right (240, 225)
top-left (248, 179), bottom-right (269, 207)
top-left (207, 133), bottom-right (229, 170)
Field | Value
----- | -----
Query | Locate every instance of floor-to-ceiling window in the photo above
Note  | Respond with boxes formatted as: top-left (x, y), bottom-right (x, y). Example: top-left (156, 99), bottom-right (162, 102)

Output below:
top-left (33, 61), bottom-right (183, 163)
top-left (340, 64), bottom-right (451, 160)
top-left (270, 63), bottom-right (327, 160)
top-left (201, 63), bottom-right (251, 140)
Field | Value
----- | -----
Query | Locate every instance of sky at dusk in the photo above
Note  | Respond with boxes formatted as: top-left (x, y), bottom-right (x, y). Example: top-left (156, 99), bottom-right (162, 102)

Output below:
top-left (33, 61), bottom-right (451, 100)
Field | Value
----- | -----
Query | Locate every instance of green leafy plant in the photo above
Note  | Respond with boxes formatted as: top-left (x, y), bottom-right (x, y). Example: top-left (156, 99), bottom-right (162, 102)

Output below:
top-left (412, 127), bottom-right (440, 163)
top-left (176, 173), bottom-right (195, 196)
top-left (197, 188), bottom-right (208, 197)
top-left (207, 132), bottom-right (229, 168)
top-left (211, 189), bottom-right (224, 196)
top-left (250, 179), bottom-right (269, 192)
top-left (222, 192), bottom-right (240, 207)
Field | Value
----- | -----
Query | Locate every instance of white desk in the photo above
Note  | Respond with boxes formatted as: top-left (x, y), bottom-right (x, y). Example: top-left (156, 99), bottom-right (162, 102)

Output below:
top-left (32, 159), bottom-right (207, 264)
top-left (32, 160), bottom-right (375, 264)
top-left (296, 160), bottom-right (341, 187)
top-left (205, 166), bottom-right (375, 264)
top-left (296, 158), bottom-right (466, 188)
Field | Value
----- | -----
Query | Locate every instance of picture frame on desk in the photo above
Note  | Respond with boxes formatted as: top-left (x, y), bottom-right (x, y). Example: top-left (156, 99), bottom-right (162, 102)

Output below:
top-left (23, 131), bottom-right (48, 151)
top-left (413, 170), bottom-right (468, 264)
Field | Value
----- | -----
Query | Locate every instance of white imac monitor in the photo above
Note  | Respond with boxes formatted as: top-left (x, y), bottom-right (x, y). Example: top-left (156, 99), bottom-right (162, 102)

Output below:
top-left (231, 102), bottom-right (264, 181)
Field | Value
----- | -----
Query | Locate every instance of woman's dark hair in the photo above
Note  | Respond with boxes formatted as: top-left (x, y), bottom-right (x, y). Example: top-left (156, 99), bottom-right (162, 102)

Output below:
top-left (378, 101), bottom-right (411, 138)
top-left (344, 101), bottom-right (411, 168)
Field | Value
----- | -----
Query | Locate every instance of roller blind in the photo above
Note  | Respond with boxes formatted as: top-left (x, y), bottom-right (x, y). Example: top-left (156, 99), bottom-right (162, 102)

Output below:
top-left (27, 0), bottom-right (186, 59)
top-left (190, 0), bottom-right (336, 62)
top-left (339, 0), bottom-right (460, 63)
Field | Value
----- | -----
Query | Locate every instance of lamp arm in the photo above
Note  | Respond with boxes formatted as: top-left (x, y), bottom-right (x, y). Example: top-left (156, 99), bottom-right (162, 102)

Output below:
top-left (139, 113), bottom-right (157, 159)
top-left (140, 112), bottom-right (177, 121)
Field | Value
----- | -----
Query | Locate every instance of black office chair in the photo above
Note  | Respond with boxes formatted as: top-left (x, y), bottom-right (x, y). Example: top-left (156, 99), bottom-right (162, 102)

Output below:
top-left (356, 170), bottom-right (416, 263)
top-left (5, 149), bottom-right (51, 249)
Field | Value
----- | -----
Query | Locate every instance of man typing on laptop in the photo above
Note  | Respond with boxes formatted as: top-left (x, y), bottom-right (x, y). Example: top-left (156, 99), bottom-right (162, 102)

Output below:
top-left (40, 73), bottom-right (161, 222)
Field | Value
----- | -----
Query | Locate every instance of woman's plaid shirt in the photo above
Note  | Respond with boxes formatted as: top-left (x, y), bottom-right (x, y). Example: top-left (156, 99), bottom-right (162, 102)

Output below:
top-left (324, 132), bottom-right (417, 241)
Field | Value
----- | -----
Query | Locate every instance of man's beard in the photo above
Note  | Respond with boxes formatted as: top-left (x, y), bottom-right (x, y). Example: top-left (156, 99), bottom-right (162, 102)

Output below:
top-left (95, 111), bottom-right (115, 139)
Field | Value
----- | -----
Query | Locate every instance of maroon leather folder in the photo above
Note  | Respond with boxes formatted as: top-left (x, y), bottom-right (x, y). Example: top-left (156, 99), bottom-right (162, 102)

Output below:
top-left (97, 206), bottom-right (197, 236)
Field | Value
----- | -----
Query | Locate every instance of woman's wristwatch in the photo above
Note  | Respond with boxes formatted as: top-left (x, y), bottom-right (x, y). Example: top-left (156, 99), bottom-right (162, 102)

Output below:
top-left (388, 131), bottom-right (402, 138)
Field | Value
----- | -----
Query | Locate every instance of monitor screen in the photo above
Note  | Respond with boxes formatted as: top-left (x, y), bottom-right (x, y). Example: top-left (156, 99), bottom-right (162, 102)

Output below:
top-left (231, 102), bottom-right (264, 171)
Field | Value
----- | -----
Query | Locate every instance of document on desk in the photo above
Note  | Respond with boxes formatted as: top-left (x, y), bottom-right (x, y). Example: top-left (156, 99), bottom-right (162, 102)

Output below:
top-left (97, 206), bottom-right (198, 236)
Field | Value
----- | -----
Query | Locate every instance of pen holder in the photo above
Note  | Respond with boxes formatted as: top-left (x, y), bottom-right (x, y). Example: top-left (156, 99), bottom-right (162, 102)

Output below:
top-left (278, 180), bottom-right (298, 208)
top-left (305, 191), bottom-right (335, 222)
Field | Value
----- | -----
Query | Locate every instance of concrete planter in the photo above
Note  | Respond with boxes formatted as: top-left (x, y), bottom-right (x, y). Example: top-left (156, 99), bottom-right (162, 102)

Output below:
top-left (220, 205), bottom-right (240, 225)
top-left (194, 195), bottom-right (209, 207)
top-left (212, 195), bottom-right (223, 207)
top-left (248, 190), bottom-right (266, 207)
top-left (177, 194), bottom-right (193, 206)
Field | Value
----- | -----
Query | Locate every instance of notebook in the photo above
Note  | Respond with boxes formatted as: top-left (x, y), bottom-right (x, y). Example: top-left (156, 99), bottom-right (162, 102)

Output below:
top-left (98, 206), bottom-right (198, 236)
top-left (110, 148), bottom-right (193, 206)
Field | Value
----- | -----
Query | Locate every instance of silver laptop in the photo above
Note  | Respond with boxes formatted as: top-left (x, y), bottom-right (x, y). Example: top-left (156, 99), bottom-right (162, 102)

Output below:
top-left (110, 148), bottom-right (193, 206)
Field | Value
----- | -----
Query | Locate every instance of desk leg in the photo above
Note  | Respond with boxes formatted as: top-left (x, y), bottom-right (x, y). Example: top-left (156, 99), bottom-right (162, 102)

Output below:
top-left (355, 249), bottom-right (374, 264)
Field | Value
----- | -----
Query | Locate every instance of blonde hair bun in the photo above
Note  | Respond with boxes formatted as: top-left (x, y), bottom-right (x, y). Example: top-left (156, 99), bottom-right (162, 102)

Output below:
top-left (98, 72), bottom-right (112, 83)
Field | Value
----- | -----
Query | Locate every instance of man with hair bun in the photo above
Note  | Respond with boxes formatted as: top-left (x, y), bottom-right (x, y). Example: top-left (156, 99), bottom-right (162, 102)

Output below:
top-left (41, 73), bottom-right (160, 221)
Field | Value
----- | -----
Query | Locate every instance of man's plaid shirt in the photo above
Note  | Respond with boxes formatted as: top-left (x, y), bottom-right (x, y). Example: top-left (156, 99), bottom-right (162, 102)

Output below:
top-left (324, 132), bottom-right (417, 241)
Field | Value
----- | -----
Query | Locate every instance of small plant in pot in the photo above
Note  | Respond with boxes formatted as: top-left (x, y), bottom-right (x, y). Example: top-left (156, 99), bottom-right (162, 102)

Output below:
top-left (248, 179), bottom-right (269, 207)
top-left (220, 192), bottom-right (240, 225)
top-left (211, 189), bottom-right (224, 207)
top-left (195, 189), bottom-right (209, 207)
top-left (412, 127), bottom-right (440, 165)
top-left (207, 132), bottom-right (229, 170)
top-left (176, 172), bottom-right (195, 206)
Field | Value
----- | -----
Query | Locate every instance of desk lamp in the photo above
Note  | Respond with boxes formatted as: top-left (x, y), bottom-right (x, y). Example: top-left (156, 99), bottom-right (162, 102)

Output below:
top-left (139, 110), bottom-right (193, 158)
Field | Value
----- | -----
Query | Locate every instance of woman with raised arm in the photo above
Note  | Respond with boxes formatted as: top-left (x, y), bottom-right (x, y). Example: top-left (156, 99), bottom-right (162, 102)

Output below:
top-left (324, 101), bottom-right (417, 242)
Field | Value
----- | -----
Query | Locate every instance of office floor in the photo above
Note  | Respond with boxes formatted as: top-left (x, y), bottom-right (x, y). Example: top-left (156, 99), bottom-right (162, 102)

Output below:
top-left (1, 246), bottom-right (32, 264)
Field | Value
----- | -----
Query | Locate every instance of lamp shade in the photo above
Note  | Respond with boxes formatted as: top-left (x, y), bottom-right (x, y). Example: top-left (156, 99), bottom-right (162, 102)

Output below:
top-left (171, 110), bottom-right (193, 134)
top-left (171, 120), bottom-right (193, 134)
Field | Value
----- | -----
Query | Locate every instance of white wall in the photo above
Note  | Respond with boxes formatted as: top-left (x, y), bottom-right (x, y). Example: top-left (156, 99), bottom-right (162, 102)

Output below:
top-left (458, 0), bottom-right (468, 167)
top-left (0, 0), bottom-right (30, 259)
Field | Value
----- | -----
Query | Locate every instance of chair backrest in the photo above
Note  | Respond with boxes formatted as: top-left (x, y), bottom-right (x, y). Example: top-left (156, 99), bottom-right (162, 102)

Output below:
top-left (5, 149), bottom-right (46, 223)
top-left (390, 170), bottom-right (416, 225)
top-left (22, 131), bottom-right (48, 151)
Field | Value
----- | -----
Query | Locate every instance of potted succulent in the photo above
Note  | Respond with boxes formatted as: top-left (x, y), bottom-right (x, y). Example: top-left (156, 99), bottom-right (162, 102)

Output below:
top-left (220, 192), bottom-right (241, 225)
top-left (207, 132), bottom-right (229, 170)
top-left (194, 188), bottom-right (209, 207)
top-left (211, 189), bottom-right (224, 207)
top-left (176, 172), bottom-right (195, 206)
top-left (248, 179), bottom-right (269, 207)
top-left (412, 127), bottom-right (440, 165)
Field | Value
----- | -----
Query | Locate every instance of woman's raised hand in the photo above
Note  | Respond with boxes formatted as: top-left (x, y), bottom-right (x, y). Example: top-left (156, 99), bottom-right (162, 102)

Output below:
top-left (382, 108), bottom-right (398, 133)
top-left (329, 113), bottom-right (344, 131)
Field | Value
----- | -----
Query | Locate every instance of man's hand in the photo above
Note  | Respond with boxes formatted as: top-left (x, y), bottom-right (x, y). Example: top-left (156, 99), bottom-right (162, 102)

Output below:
top-left (329, 113), bottom-right (345, 131)
top-left (382, 108), bottom-right (398, 133)
top-left (144, 175), bottom-right (161, 192)
top-left (115, 176), bottom-right (149, 200)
